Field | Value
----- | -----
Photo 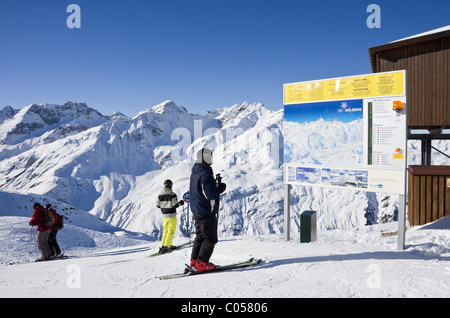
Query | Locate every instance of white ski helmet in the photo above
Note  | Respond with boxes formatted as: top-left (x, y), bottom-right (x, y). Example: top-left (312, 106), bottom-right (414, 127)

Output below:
top-left (196, 148), bottom-right (213, 165)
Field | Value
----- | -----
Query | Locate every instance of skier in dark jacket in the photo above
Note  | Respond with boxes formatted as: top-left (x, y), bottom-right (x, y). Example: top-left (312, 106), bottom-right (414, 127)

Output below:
top-left (189, 148), bottom-right (226, 272)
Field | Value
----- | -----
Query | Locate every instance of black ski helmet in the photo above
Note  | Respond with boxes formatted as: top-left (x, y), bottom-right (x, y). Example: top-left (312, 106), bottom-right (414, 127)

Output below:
top-left (164, 179), bottom-right (173, 188)
top-left (196, 148), bottom-right (213, 165)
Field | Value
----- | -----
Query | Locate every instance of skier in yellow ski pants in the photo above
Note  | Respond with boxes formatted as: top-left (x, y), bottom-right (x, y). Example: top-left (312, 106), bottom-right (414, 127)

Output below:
top-left (162, 216), bottom-right (177, 248)
top-left (156, 179), bottom-right (184, 254)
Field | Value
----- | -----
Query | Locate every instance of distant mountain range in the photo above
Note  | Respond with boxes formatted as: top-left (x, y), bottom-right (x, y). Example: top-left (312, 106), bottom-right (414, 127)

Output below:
top-left (0, 101), bottom-right (448, 238)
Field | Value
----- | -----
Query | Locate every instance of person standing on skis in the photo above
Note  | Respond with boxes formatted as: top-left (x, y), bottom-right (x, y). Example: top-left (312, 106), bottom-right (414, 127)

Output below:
top-left (189, 148), bottom-right (226, 272)
top-left (29, 203), bottom-right (52, 261)
top-left (156, 179), bottom-right (184, 254)
top-left (46, 204), bottom-right (63, 258)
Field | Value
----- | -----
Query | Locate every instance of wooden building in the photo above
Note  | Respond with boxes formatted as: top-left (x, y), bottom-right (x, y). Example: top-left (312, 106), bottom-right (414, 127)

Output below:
top-left (369, 26), bottom-right (450, 130)
top-left (370, 26), bottom-right (450, 226)
top-left (369, 26), bottom-right (450, 165)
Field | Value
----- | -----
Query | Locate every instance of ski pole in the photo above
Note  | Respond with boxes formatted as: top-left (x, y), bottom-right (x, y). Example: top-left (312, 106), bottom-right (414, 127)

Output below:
top-left (182, 204), bottom-right (187, 238)
top-left (186, 203), bottom-right (189, 240)
top-left (187, 202), bottom-right (192, 241)
top-left (32, 227), bottom-right (38, 258)
top-left (27, 226), bottom-right (33, 255)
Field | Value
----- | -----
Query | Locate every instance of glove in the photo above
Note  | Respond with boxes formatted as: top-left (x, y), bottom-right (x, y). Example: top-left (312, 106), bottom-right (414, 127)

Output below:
top-left (217, 182), bottom-right (226, 194)
top-left (179, 200), bottom-right (185, 206)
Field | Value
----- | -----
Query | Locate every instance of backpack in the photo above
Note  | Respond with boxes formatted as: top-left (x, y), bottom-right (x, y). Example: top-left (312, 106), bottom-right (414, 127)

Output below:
top-left (43, 208), bottom-right (55, 227)
top-left (55, 213), bottom-right (64, 229)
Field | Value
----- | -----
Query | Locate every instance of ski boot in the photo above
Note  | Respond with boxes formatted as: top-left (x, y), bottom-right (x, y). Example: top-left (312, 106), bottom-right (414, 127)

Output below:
top-left (158, 246), bottom-right (169, 254)
top-left (195, 260), bottom-right (216, 272)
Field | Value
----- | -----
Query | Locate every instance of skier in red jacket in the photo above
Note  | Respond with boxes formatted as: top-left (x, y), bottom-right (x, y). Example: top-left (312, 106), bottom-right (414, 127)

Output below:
top-left (46, 204), bottom-right (63, 258)
top-left (29, 203), bottom-right (52, 261)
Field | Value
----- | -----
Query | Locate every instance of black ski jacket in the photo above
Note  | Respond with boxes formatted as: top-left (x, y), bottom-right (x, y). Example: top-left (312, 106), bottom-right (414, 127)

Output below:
top-left (189, 163), bottom-right (221, 216)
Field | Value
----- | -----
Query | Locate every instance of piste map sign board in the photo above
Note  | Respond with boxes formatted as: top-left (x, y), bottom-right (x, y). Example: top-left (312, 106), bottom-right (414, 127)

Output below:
top-left (283, 70), bottom-right (407, 195)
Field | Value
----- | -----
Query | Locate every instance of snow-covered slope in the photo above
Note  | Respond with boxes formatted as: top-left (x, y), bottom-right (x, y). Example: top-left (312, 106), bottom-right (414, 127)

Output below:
top-left (0, 191), bottom-right (153, 265)
top-left (1, 215), bottom-right (449, 297)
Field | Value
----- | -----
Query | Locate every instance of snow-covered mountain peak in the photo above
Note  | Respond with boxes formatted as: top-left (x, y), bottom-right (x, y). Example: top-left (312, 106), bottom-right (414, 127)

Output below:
top-left (150, 100), bottom-right (188, 115)
top-left (0, 102), bottom-right (106, 146)
top-left (212, 101), bottom-right (272, 129)
top-left (26, 102), bottom-right (104, 124)
top-left (0, 106), bottom-right (17, 125)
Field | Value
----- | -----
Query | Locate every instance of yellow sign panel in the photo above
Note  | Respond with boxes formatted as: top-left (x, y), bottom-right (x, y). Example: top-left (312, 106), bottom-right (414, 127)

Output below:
top-left (393, 153), bottom-right (404, 160)
top-left (284, 71), bottom-right (405, 104)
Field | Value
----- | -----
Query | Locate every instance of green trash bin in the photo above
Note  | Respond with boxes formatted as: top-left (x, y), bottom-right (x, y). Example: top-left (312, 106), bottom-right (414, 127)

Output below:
top-left (300, 210), bottom-right (317, 243)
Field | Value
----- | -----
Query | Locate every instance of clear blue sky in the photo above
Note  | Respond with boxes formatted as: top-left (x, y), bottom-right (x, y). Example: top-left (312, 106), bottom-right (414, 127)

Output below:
top-left (0, 0), bottom-right (449, 116)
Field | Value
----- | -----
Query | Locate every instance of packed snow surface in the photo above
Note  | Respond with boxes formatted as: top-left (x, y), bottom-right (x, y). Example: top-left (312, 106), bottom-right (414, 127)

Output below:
top-left (1, 215), bottom-right (449, 298)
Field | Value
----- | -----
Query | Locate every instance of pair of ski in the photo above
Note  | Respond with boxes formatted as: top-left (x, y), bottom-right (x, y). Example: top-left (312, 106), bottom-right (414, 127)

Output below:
top-left (156, 257), bottom-right (263, 280)
top-left (147, 241), bottom-right (192, 258)
top-left (8, 254), bottom-right (70, 265)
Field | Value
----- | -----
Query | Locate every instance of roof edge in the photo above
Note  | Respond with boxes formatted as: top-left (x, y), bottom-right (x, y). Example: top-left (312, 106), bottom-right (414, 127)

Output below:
top-left (369, 27), bottom-right (450, 72)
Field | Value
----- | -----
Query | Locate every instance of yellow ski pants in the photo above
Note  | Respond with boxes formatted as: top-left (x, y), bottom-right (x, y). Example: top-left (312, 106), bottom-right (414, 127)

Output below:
top-left (162, 216), bottom-right (177, 247)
